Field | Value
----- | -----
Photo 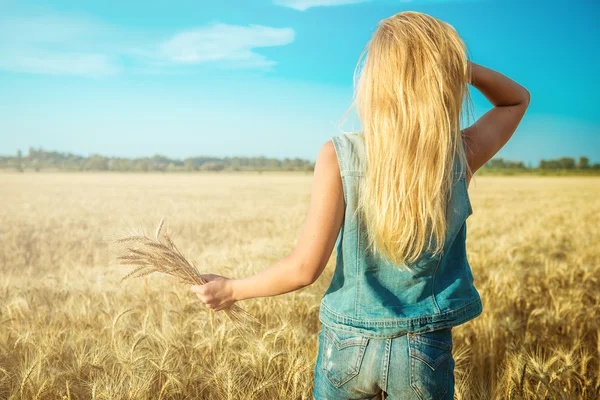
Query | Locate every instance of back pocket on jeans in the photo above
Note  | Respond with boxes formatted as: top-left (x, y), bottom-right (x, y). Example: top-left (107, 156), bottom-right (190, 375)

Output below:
top-left (322, 326), bottom-right (368, 388)
top-left (408, 329), bottom-right (453, 400)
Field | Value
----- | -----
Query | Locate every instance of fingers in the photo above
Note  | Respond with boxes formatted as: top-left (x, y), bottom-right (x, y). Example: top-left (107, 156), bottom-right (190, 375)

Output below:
top-left (190, 284), bottom-right (219, 310)
top-left (190, 285), bottom-right (204, 294)
top-left (201, 298), bottom-right (225, 311)
top-left (190, 282), bottom-right (232, 312)
top-left (202, 298), bottom-right (217, 310)
top-left (199, 274), bottom-right (221, 283)
top-left (190, 285), bottom-right (209, 303)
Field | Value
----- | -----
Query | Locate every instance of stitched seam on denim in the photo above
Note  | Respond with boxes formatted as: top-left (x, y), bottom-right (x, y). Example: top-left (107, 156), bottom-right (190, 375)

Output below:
top-left (410, 339), bottom-right (449, 400)
top-left (381, 338), bottom-right (391, 392)
top-left (320, 320), bottom-right (407, 341)
top-left (430, 255), bottom-right (443, 314)
top-left (414, 335), bottom-right (453, 351)
top-left (320, 297), bottom-right (481, 325)
top-left (355, 341), bottom-right (367, 376)
top-left (348, 177), bottom-right (362, 233)
top-left (347, 132), bottom-right (359, 173)
top-left (321, 331), bottom-right (328, 374)
top-left (331, 136), bottom-right (345, 175)
top-left (344, 171), bottom-right (363, 176)
top-left (355, 193), bottom-right (361, 318)
top-left (332, 136), bottom-right (349, 205)
top-left (322, 296), bottom-right (480, 322)
top-left (317, 302), bottom-right (482, 340)
top-left (322, 326), bottom-right (369, 387)
top-left (322, 332), bottom-right (358, 387)
top-left (463, 175), bottom-right (473, 216)
top-left (442, 359), bottom-right (450, 399)
top-left (341, 177), bottom-right (348, 215)
top-left (325, 328), bottom-right (367, 349)
top-left (349, 132), bottom-right (360, 319)
top-left (342, 179), bottom-right (358, 234)
top-left (437, 350), bottom-right (450, 400)
top-left (411, 352), bottom-right (451, 371)
top-left (324, 342), bottom-right (367, 387)
top-left (409, 341), bottom-right (426, 400)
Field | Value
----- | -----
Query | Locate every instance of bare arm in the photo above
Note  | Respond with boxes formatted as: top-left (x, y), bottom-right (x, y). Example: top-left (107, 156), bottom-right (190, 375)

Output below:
top-left (231, 140), bottom-right (344, 301)
top-left (191, 140), bottom-right (345, 310)
top-left (463, 61), bottom-right (531, 185)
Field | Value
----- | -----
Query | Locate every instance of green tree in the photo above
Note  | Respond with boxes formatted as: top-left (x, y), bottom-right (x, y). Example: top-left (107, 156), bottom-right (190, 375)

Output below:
top-left (86, 155), bottom-right (108, 170)
top-left (557, 157), bottom-right (576, 169)
top-left (200, 162), bottom-right (225, 171)
top-left (183, 159), bottom-right (197, 172)
top-left (578, 156), bottom-right (590, 169)
top-left (15, 150), bottom-right (23, 172)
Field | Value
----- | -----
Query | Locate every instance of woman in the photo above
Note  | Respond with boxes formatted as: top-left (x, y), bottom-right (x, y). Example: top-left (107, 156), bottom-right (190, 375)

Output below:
top-left (191, 11), bottom-right (530, 400)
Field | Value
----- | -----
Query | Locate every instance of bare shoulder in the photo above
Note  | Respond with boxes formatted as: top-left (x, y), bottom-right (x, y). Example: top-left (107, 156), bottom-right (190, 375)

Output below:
top-left (317, 140), bottom-right (340, 174)
top-left (320, 139), bottom-right (336, 156)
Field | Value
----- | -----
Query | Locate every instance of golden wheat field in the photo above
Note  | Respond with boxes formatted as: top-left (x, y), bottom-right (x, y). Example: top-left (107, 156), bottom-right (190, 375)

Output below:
top-left (1, 172), bottom-right (599, 400)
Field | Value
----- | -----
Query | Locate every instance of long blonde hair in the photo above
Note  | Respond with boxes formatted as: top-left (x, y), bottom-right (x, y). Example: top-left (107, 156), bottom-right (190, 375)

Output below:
top-left (341, 11), bottom-right (475, 269)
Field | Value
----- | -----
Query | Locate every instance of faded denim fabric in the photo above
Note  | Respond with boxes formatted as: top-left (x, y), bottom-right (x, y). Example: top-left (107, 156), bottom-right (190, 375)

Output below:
top-left (313, 324), bottom-right (455, 400)
top-left (313, 132), bottom-right (482, 399)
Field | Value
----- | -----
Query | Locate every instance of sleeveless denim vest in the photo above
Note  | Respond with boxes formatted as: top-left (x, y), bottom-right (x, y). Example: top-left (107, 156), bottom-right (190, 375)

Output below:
top-left (319, 132), bottom-right (483, 339)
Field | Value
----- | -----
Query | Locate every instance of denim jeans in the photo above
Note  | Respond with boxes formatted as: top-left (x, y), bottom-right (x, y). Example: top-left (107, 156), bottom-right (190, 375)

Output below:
top-left (313, 324), bottom-right (455, 400)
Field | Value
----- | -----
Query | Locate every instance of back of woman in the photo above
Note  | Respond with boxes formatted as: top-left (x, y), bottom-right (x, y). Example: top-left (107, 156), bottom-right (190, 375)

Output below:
top-left (191, 9), bottom-right (530, 400)
top-left (314, 132), bottom-right (478, 400)
top-left (312, 11), bottom-right (530, 400)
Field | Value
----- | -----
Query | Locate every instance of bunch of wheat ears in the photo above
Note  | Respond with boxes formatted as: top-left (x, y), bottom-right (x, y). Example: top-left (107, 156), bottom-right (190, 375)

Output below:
top-left (113, 219), bottom-right (260, 333)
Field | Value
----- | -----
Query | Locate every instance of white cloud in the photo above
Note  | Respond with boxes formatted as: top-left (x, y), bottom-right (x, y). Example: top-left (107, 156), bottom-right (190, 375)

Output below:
top-left (157, 24), bottom-right (295, 69)
top-left (0, 14), bottom-right (295, 75)
top-left (0, 14), bottom-right (121, 76)
top-left (0, 53), bottom-right (118, 76)
top-left (275, 0), bottom-right (481, 10)
top-left (274, 0), bottom-right (370, 11)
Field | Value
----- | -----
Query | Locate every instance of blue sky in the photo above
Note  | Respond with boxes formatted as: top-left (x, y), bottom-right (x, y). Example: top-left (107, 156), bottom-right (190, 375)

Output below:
top-left (0, 0), bottom-right (598, 165)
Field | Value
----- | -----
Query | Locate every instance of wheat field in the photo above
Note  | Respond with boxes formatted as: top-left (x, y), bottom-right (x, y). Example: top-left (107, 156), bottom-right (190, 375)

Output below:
top-left (0, 172), bottom-right (599, 400)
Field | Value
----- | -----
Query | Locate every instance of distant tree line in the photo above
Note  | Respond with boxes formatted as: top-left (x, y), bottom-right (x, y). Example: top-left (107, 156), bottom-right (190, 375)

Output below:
top-left (1, 148), bottom-right (598, 174)
top-left (0, 148), bottom-right (315, 172)
top-left (483, 156), bottom-right (599, 171)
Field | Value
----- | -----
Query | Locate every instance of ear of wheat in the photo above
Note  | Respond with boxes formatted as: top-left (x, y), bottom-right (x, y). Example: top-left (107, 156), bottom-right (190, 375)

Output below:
top-left (113, 219), bottom-right (260, 334)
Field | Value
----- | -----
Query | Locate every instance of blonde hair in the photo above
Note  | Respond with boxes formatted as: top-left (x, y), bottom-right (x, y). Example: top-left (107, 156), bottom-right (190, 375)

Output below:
top-left (340, 11), bottom-right (475, 269)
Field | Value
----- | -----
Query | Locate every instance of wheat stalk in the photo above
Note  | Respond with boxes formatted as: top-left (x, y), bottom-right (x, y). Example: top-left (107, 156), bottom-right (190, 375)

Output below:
top-left (113, 219), bottom-right (260, 334)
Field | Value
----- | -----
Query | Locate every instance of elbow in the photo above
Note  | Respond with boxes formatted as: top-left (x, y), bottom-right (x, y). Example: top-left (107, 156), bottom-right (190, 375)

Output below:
top-left (298, 276), bottom-right (315, 288)
top-left (297, 268), bottom-right (318, 287)
top-left (515, 84), bottom-right (531, 108)
top-left (291, 256), bottom-right (320, 288)
top-left (522, 89), bottom-right (531, 108)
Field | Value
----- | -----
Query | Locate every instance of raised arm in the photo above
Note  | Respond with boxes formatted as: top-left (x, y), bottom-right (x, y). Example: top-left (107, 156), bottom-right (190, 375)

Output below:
top-left (463, 61), bottom-right (531, 185)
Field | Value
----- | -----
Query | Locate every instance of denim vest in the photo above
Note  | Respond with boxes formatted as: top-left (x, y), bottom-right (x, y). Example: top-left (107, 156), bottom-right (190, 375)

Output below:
top-left (319, 132), bottom-right (483, 339)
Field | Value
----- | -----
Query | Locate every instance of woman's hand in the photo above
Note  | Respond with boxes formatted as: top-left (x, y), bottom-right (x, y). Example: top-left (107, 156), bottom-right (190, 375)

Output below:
top-left (190, 274), bottom-right (237, 311)
top-left (467, 60), bottom-right (477, 85)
